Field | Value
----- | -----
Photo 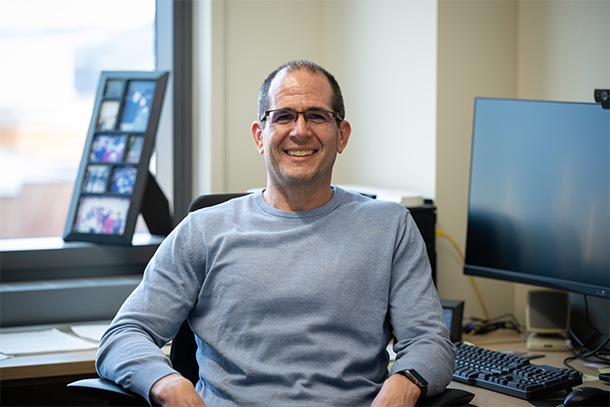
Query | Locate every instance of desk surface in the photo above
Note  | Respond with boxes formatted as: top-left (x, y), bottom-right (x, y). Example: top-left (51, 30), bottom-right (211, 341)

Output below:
top-left (0, 324), bottom-right (170, 381)
top-left (1, 328), bottom-right (607, 405)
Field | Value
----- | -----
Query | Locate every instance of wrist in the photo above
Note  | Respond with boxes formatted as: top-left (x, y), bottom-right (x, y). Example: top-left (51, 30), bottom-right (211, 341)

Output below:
top-left (396, 369), bottom-right (428, 403)
top-left (150, 373), bottom-right (191, 405)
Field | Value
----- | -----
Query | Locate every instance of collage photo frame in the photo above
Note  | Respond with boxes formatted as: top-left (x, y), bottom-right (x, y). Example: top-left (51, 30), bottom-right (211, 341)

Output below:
top-left (64, 71), bottom-right (169, 244)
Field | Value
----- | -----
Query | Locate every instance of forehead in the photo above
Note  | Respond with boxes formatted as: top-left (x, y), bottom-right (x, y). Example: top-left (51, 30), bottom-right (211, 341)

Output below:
top-left (268, 69), bottom-right (333, 109)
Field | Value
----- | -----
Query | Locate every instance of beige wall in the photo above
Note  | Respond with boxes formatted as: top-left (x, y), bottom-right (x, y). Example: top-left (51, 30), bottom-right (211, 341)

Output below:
top-left (436, 0), bottom-right (610, 322)
top-left (194, 0), bottom-right (610, 323)
top-left (436, 0), bottom-right (519, 321)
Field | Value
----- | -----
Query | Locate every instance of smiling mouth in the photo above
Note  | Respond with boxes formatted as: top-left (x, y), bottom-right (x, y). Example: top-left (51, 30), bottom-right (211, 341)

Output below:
top-left (286, 150), bottom-right (316, 157)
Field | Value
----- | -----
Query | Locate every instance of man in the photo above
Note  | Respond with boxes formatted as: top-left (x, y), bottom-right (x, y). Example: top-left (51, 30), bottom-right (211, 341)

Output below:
top-left (96, 60), bottom-right (455, 407)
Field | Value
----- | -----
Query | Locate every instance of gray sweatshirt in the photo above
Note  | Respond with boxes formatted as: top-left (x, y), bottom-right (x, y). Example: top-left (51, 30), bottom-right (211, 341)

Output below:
top-left (96, 187), bottom-right (455, 406)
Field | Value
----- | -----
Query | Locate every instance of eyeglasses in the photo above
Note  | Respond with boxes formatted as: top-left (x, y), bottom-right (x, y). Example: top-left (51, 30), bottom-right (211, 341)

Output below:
top-left (261, 109), bottom-right (343, 126)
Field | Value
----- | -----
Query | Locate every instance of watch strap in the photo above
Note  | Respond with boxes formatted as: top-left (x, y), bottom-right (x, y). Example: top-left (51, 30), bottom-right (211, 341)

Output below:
top-left (398, 369), bottom-right (428, 402)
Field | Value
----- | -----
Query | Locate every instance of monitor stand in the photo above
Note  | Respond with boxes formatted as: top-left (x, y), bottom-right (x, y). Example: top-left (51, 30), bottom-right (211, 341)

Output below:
top-left (526, 332), bottom-right (567, 351)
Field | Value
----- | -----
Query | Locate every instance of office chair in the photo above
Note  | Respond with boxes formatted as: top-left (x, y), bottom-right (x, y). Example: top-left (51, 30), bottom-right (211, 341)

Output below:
top-left (68, 192), bottom-right (473, 406)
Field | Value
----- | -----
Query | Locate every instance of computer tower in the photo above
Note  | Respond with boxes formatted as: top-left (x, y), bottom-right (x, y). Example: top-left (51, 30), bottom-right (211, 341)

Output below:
top-left (408, 200), bottom-right (437, 284)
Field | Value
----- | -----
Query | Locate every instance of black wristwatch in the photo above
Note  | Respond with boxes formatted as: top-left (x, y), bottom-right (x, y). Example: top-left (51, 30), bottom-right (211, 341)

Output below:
top-left (398, 369), bottom-right (428, 402)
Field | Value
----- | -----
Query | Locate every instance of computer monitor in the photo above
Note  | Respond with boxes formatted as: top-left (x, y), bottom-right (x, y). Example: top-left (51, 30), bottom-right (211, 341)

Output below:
top-left (464, 98), bottom-right (609, 299)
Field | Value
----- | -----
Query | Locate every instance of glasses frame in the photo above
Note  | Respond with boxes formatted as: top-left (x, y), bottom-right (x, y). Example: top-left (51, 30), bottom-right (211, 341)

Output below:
top-left (261, 108), bottom-right (343, 125)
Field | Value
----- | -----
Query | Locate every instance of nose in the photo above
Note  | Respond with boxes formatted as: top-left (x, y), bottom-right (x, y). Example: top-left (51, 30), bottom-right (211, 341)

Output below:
top-left (290, 112), bottom-right (310, 136)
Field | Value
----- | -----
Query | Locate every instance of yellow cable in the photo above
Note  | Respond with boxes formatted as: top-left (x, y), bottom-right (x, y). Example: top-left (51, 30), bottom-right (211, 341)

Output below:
top-left (435, 229), bottom-right (491, 322)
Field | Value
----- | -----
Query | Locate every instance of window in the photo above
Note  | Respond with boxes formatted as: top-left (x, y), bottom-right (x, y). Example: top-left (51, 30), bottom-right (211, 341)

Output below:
top-left (0, 0), bottom-right (155, 239)
top-left (0, 0), bottom-right (193, 327)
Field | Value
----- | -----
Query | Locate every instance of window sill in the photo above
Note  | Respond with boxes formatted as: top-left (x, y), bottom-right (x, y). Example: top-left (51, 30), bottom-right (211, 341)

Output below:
top-left (0, 234), bottom-right (163, 327)
top-left (0, 233), bottom-right (163, 283)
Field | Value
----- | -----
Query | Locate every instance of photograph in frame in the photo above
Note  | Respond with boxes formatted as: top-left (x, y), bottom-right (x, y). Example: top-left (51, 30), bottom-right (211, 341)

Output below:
top-left (96, 100), bottom-right (120, 131)
top-left (82, 165), bottom-right (110, 193)
top-left (119, 80), bottom-right (156, 132)
top-left (126, 135), bottom-right (145, 163)
top-left (110, 167), bottom-right (137, 194)
top-left (89, 134), bottom-right (128, 163)
top-left (104, 79), bottom-right (126, 98)
top-left (73, 196), bottom-right (130, 235)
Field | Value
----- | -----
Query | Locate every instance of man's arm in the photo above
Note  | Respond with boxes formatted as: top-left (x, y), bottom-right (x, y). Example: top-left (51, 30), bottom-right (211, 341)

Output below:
top-left (370, 373), bottom-right (420, 407)
top-left (388, 212), bottom-right (456, 396)
top-left (96, 216), bottom-right (206, 403)
top-left (150, 374), bottom-right (207, 407)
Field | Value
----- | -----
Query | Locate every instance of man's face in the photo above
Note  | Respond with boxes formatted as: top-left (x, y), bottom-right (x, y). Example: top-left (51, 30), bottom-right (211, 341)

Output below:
top-left (251, 69), bottom-right (351, 192)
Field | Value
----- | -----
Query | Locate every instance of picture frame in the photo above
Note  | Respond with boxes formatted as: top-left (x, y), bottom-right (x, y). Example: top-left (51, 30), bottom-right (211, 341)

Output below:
top-left (64, 71), bottom-right (171, 245)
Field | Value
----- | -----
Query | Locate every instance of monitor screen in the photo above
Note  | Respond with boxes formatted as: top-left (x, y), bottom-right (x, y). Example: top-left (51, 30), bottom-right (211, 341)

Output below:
top-left (464, 98), bottom-right (609, 299)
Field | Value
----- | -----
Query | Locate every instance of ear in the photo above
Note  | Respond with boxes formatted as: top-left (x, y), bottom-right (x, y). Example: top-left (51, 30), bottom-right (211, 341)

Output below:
top-left (251, 121), bottom-right (264, 154)
top-left (337, 120), bottom-right (351, 154)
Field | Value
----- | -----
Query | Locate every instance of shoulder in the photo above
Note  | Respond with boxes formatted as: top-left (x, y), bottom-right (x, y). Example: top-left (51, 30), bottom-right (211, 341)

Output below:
top-left (175, 193), bottom-right (257, 236)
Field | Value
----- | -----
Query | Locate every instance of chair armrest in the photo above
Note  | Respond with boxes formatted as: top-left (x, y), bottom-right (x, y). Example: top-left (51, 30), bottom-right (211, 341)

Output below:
top-left (67, 377), bottom-right (149, 406)
top-left (419, 388), bottom-right (475, 406)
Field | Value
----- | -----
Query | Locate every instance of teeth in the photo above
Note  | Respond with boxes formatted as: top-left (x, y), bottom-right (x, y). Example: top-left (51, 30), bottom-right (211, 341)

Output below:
top-left (287, 150), bottom-right (315, 157)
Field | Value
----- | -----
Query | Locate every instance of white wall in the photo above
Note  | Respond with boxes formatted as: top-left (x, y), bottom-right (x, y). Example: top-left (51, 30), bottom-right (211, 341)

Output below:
top-left (324, 1), bottom-right (438, 198)
top-left (194, 0), bottom-right (438, 198)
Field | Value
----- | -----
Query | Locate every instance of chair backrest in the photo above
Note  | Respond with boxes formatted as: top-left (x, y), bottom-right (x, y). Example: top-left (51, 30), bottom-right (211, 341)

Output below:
top-left (169, 192), bottom-right (251, 385)
top-left (188, 192), bottom-right (251, 213)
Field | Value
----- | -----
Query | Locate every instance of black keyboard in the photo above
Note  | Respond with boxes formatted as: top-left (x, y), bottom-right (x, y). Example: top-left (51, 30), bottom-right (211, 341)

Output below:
top-left (453, 342), bottom-right (582, 400)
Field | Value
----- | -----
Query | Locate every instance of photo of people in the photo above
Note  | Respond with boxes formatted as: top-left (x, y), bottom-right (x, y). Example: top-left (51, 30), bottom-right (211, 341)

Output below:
top-left (73, 196), bottom-right (130, 235)
top-left (125, 135), bottom-right (144, 163)
top-left (96, 100), bottom-right (120, 131)
top-left (89, 134), bottom-right (128, 163)
top-left (110, 167), bottom-right (137, 194)
top-left (119, 80), bottom-right (156, 132)
top-left (83, 165), bottom-right (110, 193)
top-left (104, 79), bottom-right (125, 98)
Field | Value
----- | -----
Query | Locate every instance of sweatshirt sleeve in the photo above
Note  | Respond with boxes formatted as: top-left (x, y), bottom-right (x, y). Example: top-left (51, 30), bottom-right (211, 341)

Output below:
top-left (387, 211), bottom-right (456, 396)
top-left (96, 215), bottom-right (205, 404)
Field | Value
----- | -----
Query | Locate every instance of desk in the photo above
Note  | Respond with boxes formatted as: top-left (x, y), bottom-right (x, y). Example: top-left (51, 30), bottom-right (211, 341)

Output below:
top-left (0, 326), bottom-right (169, 406)
top-left (1, 328), bottom-right (607, 406)
top-left (0, 349), bottom-right (99, 381)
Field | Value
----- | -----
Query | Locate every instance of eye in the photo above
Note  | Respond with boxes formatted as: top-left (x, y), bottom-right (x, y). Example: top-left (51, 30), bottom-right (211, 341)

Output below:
top-left (306, 110), bottom-right (331, 124)
top-left (271, 110), bottom-right (297, 124)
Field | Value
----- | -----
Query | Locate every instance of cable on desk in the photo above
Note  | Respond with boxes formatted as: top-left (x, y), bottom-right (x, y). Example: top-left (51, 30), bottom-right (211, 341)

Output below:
top-left (465, 313), bottom-right (523, 335)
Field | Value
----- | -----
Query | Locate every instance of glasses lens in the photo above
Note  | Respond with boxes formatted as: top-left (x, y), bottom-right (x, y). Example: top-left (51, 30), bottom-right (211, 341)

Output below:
top-left (270, 110), bottom-right (297, 125)
top-left (267, 109), bottom-right (336, 125)
top-left (306, 110), bottom-right (333, 124)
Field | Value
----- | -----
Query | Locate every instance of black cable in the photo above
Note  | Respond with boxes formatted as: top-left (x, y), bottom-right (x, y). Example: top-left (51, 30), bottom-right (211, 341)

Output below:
top-left (563, 294), bottom-right (609, 370)
top-left (464, 313), bottom-right (522, 335)
top-left (583, 295), bottom-right (601, 336)
top-left (464, 313), bottom-right (521, 334)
